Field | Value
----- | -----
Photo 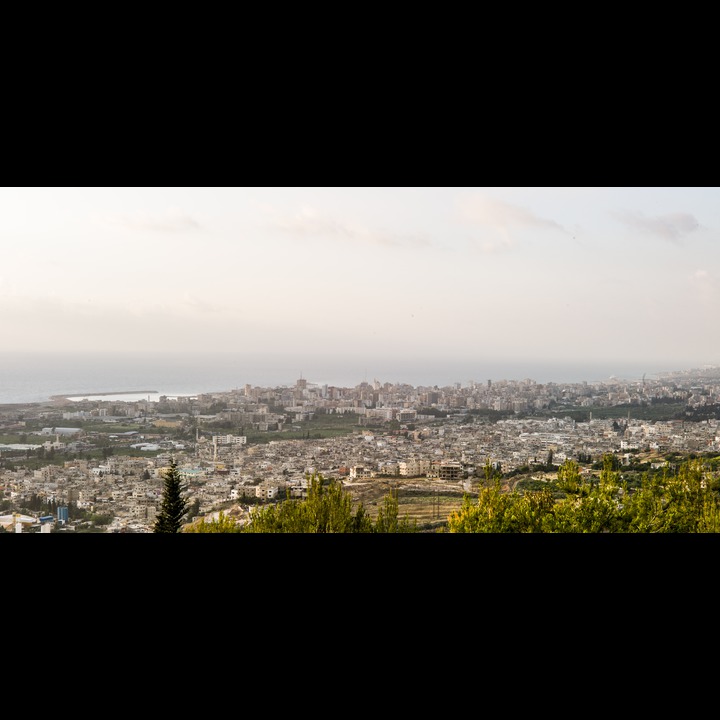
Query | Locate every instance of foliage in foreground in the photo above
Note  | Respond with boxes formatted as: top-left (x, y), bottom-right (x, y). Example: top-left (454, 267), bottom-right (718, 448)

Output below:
top-left (184, 511), bottom-right (243, 533)
top-left (244, 473), bottom-right (416, 533)
top-left (187, 473), bottom-right (416, 533)
top-left (447, 455), bottom-right (720, 532)
top-left (181, 455), bottom-right (720, 533)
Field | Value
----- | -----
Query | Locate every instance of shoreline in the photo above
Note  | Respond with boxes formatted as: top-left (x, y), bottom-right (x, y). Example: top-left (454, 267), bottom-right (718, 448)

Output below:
top-left (50, 390), bottom-right (158, 400)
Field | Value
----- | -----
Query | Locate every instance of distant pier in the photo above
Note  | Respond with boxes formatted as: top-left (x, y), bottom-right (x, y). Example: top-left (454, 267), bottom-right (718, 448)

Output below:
top-left (51, 390), bottom-right (158, 400)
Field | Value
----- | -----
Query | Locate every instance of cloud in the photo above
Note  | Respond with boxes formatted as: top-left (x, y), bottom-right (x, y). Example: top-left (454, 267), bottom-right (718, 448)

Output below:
top-left (270, 206), bottom-right (431, 248)
top-left (273, 206), bottom-right (356, 238)
top-left (614, 210), bottom-right (700, 244)
top-left (470, 236), bottom-right (515, 254)
top-left (180, 292), bottom-right (224, 315)
top-left (691, 268), bottom-right (717, 288)
top-left (106, 207), bottom-right (201, 233)
top-left (458, 195), bottom-right (568, 234)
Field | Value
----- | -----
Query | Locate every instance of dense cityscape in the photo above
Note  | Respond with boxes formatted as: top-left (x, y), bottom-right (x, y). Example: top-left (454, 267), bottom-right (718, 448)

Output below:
top-left (3, 364), bottom-right (720, 533)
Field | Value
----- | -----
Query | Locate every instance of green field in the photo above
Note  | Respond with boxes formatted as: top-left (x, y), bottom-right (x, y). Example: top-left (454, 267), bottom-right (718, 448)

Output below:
top-left (243, 412), bottom-right (366, 443)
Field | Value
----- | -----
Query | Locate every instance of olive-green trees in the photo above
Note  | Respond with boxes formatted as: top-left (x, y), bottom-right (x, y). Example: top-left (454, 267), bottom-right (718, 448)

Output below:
top-left (241, 473), bottom-right (414, 533)
top-left (623, 458), bottom-right (720, 532)
top-left (242, 474), bottom-right (368, 533)
top-left (550, 454), bottom-right (625, 533)
top-left (373, 485), bottom-right (417, 533)
top-left (184, 511), bottom-right (243, 533)
top-left (446, 479), bottom-right (557, 533)
top-left (448, 454), bottom-right (720, 533)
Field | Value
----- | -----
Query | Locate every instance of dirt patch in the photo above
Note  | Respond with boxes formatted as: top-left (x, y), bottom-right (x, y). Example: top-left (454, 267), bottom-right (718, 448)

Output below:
top-left (344, 477), bottom-right (473, 530)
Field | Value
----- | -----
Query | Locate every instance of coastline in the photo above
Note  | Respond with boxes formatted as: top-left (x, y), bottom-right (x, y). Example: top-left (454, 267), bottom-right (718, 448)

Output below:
top-left (50, 390), bottom-right (158, 400)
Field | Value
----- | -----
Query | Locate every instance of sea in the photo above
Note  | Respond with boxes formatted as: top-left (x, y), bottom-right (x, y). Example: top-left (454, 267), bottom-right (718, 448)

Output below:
top-left (0, 351), bottom-right (689, 406)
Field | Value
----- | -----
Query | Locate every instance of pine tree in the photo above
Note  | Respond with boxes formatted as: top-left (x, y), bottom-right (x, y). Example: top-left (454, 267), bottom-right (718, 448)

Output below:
top-left (153, 459), bottom-right (189, 533)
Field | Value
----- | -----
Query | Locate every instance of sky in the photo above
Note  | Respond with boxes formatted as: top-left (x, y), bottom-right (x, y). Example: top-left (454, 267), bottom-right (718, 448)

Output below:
top-left (1, 186), bottom-right (718, 373)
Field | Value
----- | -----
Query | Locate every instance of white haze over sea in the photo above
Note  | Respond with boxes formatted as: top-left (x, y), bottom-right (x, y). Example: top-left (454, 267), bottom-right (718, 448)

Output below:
top-left (0, 351), bottom-right (685, 406)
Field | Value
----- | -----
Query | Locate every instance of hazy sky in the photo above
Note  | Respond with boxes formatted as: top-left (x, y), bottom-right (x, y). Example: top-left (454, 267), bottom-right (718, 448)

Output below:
top-left (1, 186), bottom-right (718, 370)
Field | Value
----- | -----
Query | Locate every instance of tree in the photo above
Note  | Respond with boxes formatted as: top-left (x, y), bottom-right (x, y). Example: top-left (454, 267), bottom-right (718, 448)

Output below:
top-left (546, 449), bottom-right (554, 468)
top-left (447, 478), bottom-right (517, 533)
top-left (240, 473), bottom-right (414, 533)
top-left (481, 458), bottom-right (502, 486)
top-left (153, 459), bottom-right (189, 533)
top-left (185, 511), bottom-right (242, 533)
top-left (374, 485), bottom-right (417, 533)
top-left (243, 473), bottom-right (372, 533)
top-left (446, 455), bottom-right (720, 533)
top-left (556, 459), bottom-right (582, 494)
top-left (623, 457), bottom-right (720, 532)
top-left (185, 497), bottom-right (201, 520)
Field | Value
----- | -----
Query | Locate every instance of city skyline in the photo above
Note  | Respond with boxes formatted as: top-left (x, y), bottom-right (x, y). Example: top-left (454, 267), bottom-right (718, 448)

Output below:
top-left (1, 186), bottom-right (718, 370)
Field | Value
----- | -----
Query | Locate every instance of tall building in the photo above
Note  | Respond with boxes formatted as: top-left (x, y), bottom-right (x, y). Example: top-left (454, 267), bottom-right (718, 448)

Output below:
top-left (439, 461), bottom-right (463, 482)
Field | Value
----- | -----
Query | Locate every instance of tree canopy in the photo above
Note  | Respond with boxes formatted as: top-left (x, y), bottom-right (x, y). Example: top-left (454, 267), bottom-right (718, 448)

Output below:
top-left (447, 454), bottom-right (720, 533)
top-left (188, 473), bottom-right (416, 533)
top-left (184, 511), bottom-right (242, 533)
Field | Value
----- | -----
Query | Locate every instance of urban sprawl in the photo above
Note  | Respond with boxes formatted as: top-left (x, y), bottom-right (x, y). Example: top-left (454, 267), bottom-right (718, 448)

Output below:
top-left (3, 365), bottom-right (720, 532)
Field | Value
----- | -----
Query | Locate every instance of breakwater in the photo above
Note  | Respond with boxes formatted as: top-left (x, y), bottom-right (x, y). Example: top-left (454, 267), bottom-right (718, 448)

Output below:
top-left (51, 390), bottom-right (158, 400)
